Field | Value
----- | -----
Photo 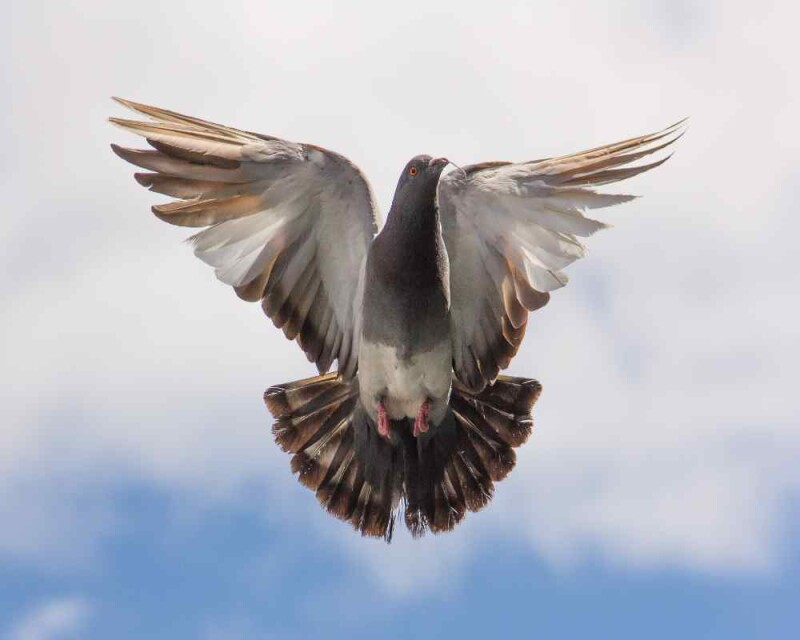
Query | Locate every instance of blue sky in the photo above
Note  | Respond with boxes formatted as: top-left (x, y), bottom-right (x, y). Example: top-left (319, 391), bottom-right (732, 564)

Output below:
top-left (2, 491), bottom-right (798, 638)
top-left (2, 1), bottom-right (799, 638)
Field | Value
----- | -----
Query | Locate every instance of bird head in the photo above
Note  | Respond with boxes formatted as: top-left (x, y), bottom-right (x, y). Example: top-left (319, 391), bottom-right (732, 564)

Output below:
top-left (389, 155), bottom-right (449, 219)
top-left (399, 154), bottom-right (449, 185)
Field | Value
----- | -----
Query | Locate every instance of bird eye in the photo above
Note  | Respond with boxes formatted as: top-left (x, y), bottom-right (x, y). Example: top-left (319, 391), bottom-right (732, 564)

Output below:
top-left (409, 166), bottom-right (418, 176)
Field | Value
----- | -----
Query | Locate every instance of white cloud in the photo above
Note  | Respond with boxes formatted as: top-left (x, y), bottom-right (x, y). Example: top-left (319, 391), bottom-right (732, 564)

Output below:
top-left (6, 597), bottom-right (91, 640)
top-left (1, 0), bottom-right (799, 592)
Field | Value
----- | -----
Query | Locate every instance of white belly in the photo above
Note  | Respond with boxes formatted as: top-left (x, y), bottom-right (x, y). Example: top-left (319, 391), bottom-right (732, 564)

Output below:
top-left (358, 340), bottom-right (452, 422)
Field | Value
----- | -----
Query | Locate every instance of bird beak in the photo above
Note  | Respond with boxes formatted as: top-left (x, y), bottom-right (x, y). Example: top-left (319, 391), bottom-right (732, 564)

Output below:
top-left (429, 157), bottom-right (449, 170)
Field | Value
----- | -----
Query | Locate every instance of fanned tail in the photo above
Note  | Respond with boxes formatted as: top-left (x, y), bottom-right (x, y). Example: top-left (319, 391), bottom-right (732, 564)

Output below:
top-left (402, 376), bottom-right (542, 536)
top-left (265, 373), bottom-right (401, 540)
top-left (265, 373), bottom-right (541, 541)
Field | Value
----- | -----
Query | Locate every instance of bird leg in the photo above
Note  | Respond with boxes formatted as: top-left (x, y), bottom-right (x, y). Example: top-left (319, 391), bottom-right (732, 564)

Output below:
top-left (413, 399), bottom-right (430, 437)
top-left (377, 400), bottom-right (391, 438)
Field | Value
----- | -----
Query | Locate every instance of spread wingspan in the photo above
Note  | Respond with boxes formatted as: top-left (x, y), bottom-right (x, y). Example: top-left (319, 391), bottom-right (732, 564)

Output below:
top-left (110, 98), bottom-right (380, 376)
top-left (438, 120), bottom-right (686, 391)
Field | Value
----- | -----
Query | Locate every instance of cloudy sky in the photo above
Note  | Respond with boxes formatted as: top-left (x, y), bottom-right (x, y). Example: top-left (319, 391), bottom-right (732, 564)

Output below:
top-left (2, 0), bottom-right (798, 638)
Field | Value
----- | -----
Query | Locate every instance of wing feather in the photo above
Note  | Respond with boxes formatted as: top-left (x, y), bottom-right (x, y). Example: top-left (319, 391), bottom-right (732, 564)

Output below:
top-left (110, 98), bottom-right (379, 373)
top-left (440, 120), bottom-right (685, 391)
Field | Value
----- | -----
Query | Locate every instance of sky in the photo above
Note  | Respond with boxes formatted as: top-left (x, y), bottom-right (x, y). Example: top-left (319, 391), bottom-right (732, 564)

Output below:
top-left (2, 0), bottom-right (799, 638)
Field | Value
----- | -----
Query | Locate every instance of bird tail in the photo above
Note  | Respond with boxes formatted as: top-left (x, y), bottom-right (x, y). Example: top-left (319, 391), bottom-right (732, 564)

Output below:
top-left (265, 373), bottom-right (402, 541)
top-left (401, 376), bottom-right (542, 536)
top-left (264, 373), bottom-right (541, 541)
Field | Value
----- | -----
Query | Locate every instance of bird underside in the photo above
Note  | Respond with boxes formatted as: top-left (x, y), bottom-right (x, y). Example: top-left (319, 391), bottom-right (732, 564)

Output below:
top-left (358, 337), bottom-right (452, 441)
top-left (265, 371), bottom-right (542, 540)
top-left (377, 398), bottom-right (429, 438)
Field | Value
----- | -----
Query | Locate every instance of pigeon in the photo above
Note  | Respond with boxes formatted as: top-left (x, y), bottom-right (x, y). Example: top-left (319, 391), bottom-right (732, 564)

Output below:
top-left (110, 98), bottom-right (684, 540)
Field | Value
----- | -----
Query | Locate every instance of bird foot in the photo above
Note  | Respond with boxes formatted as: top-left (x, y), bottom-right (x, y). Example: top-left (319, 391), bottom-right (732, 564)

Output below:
top-left (413, 399), bottom-right (430, 437)
top-left (377, 401), bottom-right (391, 438)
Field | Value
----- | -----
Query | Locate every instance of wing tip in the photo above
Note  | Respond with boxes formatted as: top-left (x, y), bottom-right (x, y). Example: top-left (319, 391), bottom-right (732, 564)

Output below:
top-left (614, 194), bottom-right (641, 206)
top-left (664, 116), bottom-right (689, 132)
top-left (648, 151), bottom-right (675, 171)
top-left (670, 115), bottom-right (690, 129)
top-left (108, 117), bottom-right (142, 135)
top-left (111, 96), bottom-right (151, 115)
top-left (653, 119), bottom-right (688, 153)
top-left (108, 117), bottom-right (161, 138)
top-left (133, 172), bottom-right (153, 187)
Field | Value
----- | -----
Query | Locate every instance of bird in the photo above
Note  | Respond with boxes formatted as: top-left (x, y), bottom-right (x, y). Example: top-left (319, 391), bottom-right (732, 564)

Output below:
top-left (109, 97), bottom-right (684, 541)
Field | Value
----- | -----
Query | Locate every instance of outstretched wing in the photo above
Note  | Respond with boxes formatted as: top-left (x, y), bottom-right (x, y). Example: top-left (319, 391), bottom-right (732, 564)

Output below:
top-left (438, 120), bottom-right (686, 392)
top-left (110, 98), bottom-right (380, 376)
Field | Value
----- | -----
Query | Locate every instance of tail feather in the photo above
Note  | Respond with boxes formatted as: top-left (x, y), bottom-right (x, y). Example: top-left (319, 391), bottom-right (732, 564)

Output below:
top-left (264, 373), bottom-right (542, 541)
top-left (268, 373), bottom-right (354, 454)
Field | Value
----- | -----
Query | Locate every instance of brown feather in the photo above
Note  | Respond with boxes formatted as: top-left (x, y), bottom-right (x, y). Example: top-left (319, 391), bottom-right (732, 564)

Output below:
top-left (234, 254), bottom-right (278, 302)
top-left (264, 372), bottom-right (342, 417)
top-left (151, 193), bottom-right (265, 227)
top-left (112, 97), bottom-right (264, 142)
top-left (502, 276), bottom-right (528, 329)
top-left (454, 403), bottom-right (516, 482)
top-left (513, 269), bottom-right (551, 311)
top-left (134, 173), bottom-right (232, 199)
top-left (296, 292), bottom-right (329, 366)
top-left (474, 376), bottom-right (543, 416)
top-left (110, 144), bottom-right (251, 183)
top-left (278, 265), bottom-right (320, 340)
top-left (109, 117), bottom-right (251, 154)
top-left (548, 134), bottom-right (683, 183)
top-left (561, 154), bottom-right (673, 187)
top-left (272, 401), bottom-right (344, 454)
top-left (535, 119), bottom-right (685, 169)
top-left (147, 138), bottom-right (242, 169)
top-left (266, 372), bottom-right (541, 541)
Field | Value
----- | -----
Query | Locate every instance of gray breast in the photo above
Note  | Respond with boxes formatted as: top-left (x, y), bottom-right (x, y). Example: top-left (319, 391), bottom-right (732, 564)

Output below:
top-left (357, 218), bottom-right (453, 422)
top-left (360, 226), bottom-right (450, 357)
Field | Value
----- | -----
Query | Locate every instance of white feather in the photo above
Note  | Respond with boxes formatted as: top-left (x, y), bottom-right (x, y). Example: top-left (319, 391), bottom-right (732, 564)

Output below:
top-left (438, 118), bottom-right (685, 389)
top-left (111, 97), bottom-right (381, 372)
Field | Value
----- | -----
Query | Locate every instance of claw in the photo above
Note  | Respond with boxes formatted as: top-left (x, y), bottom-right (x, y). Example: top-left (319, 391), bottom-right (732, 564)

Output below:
top-left (413, 399), bottom-right (430, 437)
top-left (378, 401), bottom-right (391, 438)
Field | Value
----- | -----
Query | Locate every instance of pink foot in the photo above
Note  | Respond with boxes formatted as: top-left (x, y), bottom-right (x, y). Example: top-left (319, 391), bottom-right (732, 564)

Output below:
top-left (377, 401), bottom-right (391, 438)
top-left (413, 399), bottom-right (430, 437)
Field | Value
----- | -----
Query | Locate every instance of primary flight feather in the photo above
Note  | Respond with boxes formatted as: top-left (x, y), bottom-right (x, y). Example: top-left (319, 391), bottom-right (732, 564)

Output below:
top-left (110, 98), bottom-right (684, 540)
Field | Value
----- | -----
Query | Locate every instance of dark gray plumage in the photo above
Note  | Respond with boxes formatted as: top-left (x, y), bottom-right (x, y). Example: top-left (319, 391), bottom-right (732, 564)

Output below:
top-left (360, 156), bottom-right (452, 438)
top-left (362, 155), bottom-right (450, 355)
top-left (110, 98), bottom-right (684, 540)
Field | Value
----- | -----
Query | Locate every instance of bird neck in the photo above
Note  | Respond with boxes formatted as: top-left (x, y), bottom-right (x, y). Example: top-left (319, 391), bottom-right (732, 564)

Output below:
top-left (383, 195), bottom-right (440, 240)
top-left (378, 199), bottom-right (446, 287)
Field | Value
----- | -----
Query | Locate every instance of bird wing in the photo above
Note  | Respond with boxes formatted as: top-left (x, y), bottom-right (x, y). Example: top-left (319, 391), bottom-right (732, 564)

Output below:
top-left (110, 98), bottom-right (379, 376)
top-left (438, 120), bottom-right (686, 392)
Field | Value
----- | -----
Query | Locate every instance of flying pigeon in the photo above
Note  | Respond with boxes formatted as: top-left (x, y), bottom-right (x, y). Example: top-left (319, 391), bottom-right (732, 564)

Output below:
top-left (109, 98), bottom-right (684, 541)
